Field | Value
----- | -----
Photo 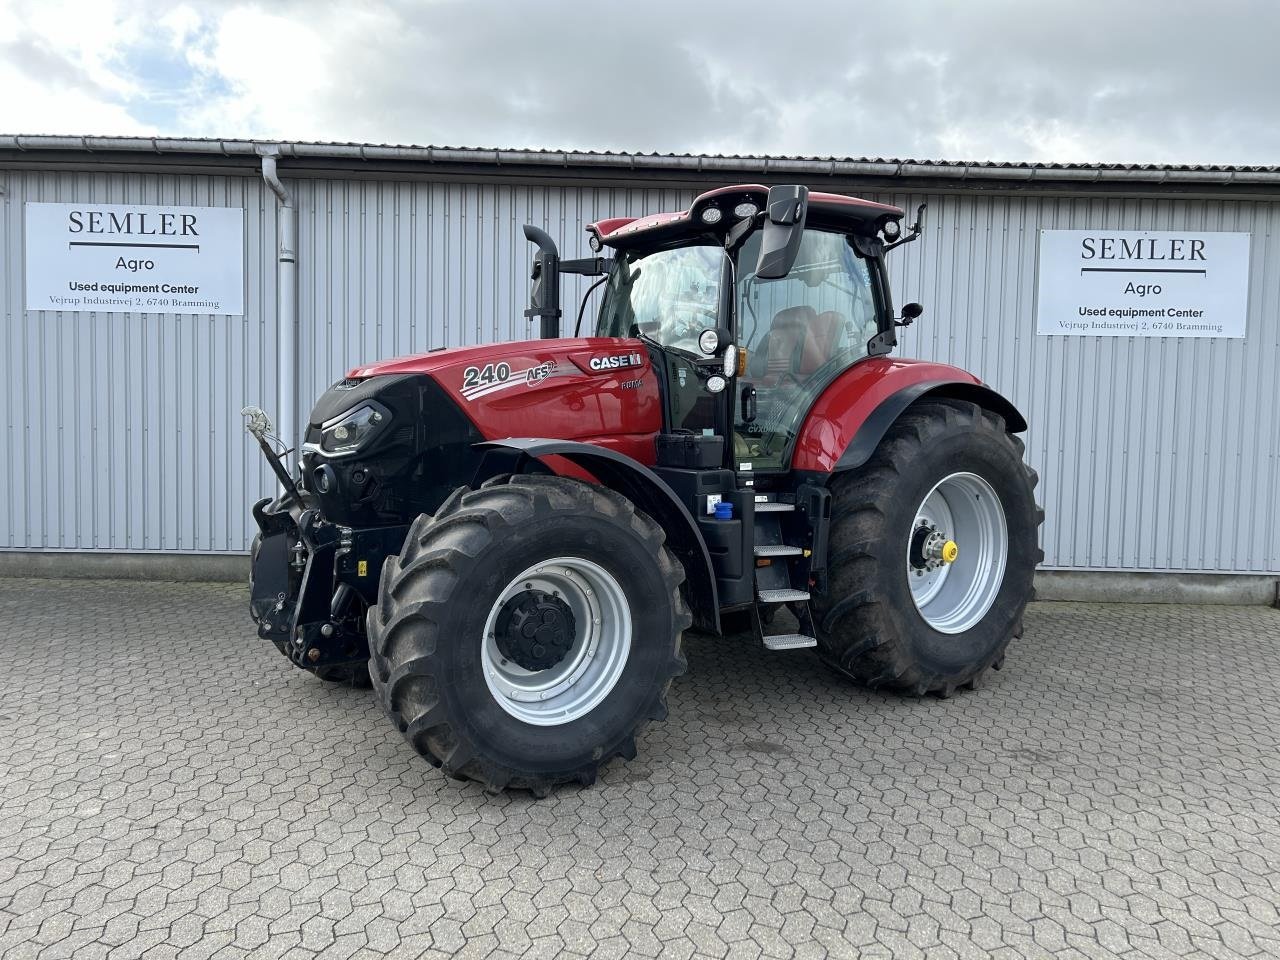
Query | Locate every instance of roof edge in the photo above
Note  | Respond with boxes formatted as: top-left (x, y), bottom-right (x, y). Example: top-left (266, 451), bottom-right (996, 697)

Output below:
top-left (2, 135), bottom-right (1279, 187)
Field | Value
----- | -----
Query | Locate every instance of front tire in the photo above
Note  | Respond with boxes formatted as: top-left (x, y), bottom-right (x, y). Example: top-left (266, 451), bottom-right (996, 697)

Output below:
top-left (367, 475), bottom-right (689, 795)
top-left (814, 399), bottom-right (1043, 696)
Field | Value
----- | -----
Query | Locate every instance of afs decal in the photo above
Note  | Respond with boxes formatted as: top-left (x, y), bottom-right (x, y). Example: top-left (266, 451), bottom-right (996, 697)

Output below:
top-left (461, 360), bottom-right (559, 402)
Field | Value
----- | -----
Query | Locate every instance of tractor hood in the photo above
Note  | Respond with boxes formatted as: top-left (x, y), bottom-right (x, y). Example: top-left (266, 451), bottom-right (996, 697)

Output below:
top-left (343, 337), bottom-right (649, 381)
top-left (336, 337), bottom-right (662, 459)
top-left (299, 337), bottom-right (663, 527)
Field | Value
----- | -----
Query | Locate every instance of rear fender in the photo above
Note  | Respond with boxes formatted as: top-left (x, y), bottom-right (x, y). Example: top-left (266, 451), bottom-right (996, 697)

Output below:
top-left (836, 380), bottom-right (1027, 472)
top-left (791, 359), bottom-right (1027, 475)
top-left (475, 438), bottom-right (720, 634)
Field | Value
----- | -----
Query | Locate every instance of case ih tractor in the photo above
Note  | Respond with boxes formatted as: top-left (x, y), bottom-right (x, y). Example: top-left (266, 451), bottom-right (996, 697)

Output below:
top-left (246, 184), bottom-right (1042, 795)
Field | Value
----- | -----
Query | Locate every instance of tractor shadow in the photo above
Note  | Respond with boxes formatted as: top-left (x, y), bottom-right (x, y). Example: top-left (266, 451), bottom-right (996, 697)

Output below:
top-left (672, 616), bottom-right (878, 730)
top-left (658, 606), bottom-right (1019, 785)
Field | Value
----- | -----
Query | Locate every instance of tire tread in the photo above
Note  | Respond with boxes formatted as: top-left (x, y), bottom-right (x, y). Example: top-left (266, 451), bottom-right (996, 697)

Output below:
top-left (368, 475), bottom-right (689, 795)
top-left (815, 398), bottom-right (1043, 695)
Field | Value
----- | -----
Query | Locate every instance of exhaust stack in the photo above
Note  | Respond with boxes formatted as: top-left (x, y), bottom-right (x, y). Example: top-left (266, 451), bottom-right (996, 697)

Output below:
top-left (522, 225), bottom-right (561, 339)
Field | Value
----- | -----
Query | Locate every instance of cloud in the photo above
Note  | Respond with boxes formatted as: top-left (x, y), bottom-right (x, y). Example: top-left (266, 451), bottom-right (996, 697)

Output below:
top-left (0, 0), bottom-right (148, 134)
top-left (1, 0), bottom-right (1278, 164)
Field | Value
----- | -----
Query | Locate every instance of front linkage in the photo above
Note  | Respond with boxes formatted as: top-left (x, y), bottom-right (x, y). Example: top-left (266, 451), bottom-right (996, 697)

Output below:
top-left (243, 407), bottom-right (406, 678)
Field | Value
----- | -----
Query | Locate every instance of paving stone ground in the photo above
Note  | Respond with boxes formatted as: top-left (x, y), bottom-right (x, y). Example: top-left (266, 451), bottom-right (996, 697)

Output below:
top-left (1, 578), bottom-right (1278, 959)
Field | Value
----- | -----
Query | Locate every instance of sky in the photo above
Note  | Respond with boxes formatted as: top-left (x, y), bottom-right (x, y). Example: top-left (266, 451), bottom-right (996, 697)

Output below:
top-left (1, 0), bottom-right (1277, 165)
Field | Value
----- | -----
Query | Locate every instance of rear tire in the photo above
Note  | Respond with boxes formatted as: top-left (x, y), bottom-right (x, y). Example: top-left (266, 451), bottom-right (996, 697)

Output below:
top-left (814, 399), bottom-right (1043, 696)
top-left (368, 475), bottom-right (689, 795)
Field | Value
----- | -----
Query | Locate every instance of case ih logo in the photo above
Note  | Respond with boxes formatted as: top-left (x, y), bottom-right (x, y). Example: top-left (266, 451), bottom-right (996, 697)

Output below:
top-left (589, 352), bottom-right (643, 372)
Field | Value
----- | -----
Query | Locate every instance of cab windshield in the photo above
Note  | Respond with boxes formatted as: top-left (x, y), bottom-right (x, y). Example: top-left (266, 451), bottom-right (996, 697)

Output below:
top-left (596, 245), bottom-right (724, 353)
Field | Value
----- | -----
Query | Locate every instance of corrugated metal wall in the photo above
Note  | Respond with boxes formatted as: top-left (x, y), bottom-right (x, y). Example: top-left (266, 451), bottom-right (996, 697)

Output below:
top-left (292, 181), bottom-right (690, 410)
top-left (878, 190), bottom-right (1280, 574)
top-left (2, 167), bottom-right (1277, 572)
top-left (1, 169), bottom-right (278, 553)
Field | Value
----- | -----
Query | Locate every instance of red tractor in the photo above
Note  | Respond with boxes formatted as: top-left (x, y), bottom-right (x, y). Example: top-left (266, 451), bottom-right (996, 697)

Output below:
top-left (246, 184), bottom-right (1042, 795)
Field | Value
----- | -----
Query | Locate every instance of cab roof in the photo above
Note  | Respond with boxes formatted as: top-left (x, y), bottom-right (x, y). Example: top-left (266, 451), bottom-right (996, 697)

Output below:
top-left (587, 184), bottom-right (904, 251)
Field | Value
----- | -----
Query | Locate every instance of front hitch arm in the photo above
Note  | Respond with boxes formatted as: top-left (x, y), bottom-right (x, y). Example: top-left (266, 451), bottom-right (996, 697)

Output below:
top-left (241, 405), bottom-right (305, 508)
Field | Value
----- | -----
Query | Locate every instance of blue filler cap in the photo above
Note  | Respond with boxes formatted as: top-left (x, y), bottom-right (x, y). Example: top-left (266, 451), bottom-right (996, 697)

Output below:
top-left (714, 501), bottom-right (734, 521)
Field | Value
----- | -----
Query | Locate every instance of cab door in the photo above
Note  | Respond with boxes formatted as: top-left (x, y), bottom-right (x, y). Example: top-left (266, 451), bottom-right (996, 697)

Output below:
top-left (733, 229), bottom-right (882, 470)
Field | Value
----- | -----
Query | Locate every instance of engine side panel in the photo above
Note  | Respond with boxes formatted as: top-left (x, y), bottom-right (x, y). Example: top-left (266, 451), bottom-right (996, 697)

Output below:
top-left (791, 357), bottom-right (987, 474)
top-left (349, 337), bottom-right (663, 466)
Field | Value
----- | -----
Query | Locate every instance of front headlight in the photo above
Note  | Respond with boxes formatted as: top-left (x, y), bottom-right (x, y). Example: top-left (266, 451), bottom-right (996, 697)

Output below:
top-left (320, 403), bottom-right (390, 456)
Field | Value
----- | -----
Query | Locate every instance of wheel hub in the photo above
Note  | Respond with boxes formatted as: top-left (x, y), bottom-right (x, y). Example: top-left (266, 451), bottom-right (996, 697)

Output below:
top-left (481, 557), bottom-right (633, 727)
top-left (910, 522), bottom-right (959, 573)
top-left (906, 472), bottom-right (1008, 634)
top-left (495, 590), bottom-right (577, 671)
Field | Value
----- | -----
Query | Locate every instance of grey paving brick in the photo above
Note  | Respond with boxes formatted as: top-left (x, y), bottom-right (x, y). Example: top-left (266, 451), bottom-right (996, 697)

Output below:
top-left (1, 580), bottom-right (1279, 958)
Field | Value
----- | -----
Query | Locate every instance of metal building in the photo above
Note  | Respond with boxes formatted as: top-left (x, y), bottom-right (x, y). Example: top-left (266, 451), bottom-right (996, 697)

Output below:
top-left (2, 137), bottom-right (1277, 591)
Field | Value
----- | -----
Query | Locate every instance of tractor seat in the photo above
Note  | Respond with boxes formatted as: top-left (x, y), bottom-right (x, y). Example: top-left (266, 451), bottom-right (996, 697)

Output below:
top-left (800, 311), bottom-right (844, 374)
top-left (750, 305), bottom-right (817, 382)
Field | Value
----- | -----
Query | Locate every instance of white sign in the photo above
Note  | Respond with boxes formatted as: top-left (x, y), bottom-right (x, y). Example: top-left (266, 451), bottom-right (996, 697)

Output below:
top-left (1036, 229), bottom-right (1250, 338)
top-left (25, 202), bottom-right (245, 315)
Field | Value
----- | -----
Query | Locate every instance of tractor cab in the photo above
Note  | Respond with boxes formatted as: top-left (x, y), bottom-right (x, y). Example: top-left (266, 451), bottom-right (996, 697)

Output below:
top-left (587, 184), bottom-right (921, 473)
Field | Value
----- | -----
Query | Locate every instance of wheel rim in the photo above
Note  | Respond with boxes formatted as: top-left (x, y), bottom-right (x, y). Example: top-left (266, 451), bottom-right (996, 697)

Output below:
top-left (481, 557), bottom-right (631, 726)
top-left (907, 472), bottom-right (1008, 634)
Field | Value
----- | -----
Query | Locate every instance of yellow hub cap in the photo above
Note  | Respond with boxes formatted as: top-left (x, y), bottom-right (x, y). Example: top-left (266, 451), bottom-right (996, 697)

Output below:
top-left (941, 540), bottom-right (959, 564)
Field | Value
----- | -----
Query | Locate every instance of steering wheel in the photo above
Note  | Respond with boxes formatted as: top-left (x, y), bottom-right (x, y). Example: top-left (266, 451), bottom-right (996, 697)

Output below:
top-left (665, 303), bottom-right (720, 354)
top-left (772, 371), bottom-right (806, 394)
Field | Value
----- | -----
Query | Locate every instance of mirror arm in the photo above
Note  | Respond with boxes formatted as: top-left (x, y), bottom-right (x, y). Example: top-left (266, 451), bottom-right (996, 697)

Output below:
top-left (561, 256), bottom-right (611, 277)
top-left (725, 214), bottom-right (759, 252)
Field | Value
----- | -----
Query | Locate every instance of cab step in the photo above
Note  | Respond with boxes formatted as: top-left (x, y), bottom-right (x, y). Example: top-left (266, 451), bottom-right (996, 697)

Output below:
top-left (762, 634), bottom-right (818, 651)
top-left (754, 544), bottom-right (803, 557)
top-left (756, 587), bottom-right (810, 603)
top-left (754, 501), bottom-right (795, 513)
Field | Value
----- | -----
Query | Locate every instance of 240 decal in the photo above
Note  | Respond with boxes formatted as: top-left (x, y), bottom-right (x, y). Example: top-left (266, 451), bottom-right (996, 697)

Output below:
top-left (460, 360), bottom-right (559, 401)
top-left (461, 362), bottom-right (511, 390)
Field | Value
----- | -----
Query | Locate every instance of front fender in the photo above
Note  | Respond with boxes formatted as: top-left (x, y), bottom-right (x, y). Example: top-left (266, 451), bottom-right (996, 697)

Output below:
top-left (474, 438), bottom-right (721, 634)
top-left (792, 358), bottom-right (1027, 474)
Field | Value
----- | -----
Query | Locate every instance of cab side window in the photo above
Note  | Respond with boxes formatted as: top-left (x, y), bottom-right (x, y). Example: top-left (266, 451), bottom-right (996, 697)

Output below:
top-left (597, 245), bottom-right (723, 351)
top-left (737, 230), bottom-right (878, 366)
top-left (597, 244), bottom-right (727, 435)
top-left (734, 230), bottom-right (879, 468)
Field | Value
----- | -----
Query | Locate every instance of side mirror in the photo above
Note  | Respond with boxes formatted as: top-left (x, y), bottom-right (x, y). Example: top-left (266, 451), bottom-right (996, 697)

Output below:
top-left (755, 185), bottom-right (809, 280)
top-left (899, 302), bottom-right (924, 325)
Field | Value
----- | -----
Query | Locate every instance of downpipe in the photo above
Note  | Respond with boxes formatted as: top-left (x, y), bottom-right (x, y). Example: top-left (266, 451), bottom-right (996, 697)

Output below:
top-left (258, 146), bottom-right (298, 479)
